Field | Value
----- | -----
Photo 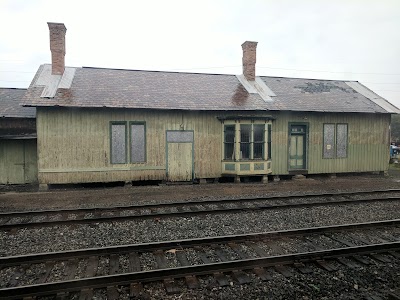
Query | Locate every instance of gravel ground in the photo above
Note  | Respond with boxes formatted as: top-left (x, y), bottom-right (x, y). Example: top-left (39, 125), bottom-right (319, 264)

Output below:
top-left (1, 173), bottom-right (400, 298)
top-left (1, 201), bottom-right (400, 256)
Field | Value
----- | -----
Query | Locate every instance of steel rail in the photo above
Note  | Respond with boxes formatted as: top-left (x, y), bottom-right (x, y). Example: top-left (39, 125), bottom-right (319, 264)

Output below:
top-left (2, 188), bottom-right (399, 217)
top-left (1, 241), bottom-right (399, 299)
top-left (1, 194), bottom-right (400, 230)
top-left (1, 218), bottom-right (399, 267)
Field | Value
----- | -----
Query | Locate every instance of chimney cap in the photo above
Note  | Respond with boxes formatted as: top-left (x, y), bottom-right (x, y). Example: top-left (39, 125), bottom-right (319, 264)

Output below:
top-left (47, 22), bottom-right (67, 31)
top-left (242, 41), bottom-right (258, 48)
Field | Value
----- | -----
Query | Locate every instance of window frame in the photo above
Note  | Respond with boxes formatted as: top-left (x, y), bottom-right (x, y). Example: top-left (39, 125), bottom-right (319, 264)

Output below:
top-left (223, 121), bottom-right (268, 161)
top-left (322, 123), bottom-right (348, 159)
top-left (110, 121), bottom-right (147, 164)
top-left (110, 121), bottom-right (128, 164)
top-left (223, 124), bottom-right (236, 160)
top-left (336, 123), bottom-right (348, 158)
top-left (129, 121), bottom-right (147, 163)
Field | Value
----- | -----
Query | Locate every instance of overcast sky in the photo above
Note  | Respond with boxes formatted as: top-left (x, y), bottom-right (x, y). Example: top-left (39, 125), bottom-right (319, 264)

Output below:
top-left (1, 0), bottom-right (400, 108)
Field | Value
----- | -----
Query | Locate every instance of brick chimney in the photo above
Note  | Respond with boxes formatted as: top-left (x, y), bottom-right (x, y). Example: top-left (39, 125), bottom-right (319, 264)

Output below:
top-left (242, 41), bottom-right (258, 81)
top-left (48, 22), bottom-right (67, 75)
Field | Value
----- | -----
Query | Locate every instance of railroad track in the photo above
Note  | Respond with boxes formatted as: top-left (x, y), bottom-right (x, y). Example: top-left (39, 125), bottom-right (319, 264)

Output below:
top-left (0, 219), bottom-right (399, 299)
top-left (1, 189), bottom-right (400, 230)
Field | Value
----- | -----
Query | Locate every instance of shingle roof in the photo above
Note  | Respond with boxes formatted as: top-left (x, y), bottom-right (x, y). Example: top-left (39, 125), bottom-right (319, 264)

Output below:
top-left (0, 88), bottom-right (35, 118)
top-left (260, 77), bottom-right (389, 113)
top-left (22, 64), bottom-right (398, 114)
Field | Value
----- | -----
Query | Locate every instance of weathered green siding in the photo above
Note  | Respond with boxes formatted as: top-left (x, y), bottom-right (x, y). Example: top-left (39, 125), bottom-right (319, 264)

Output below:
top-left (37, 108), bottom-right (223, 184)
top-left (270, 112), bottom-right (390, 175)
top-left (0, 139), bottom-right (38, 184)
top-left (36, 108), bottom-right (390, 184)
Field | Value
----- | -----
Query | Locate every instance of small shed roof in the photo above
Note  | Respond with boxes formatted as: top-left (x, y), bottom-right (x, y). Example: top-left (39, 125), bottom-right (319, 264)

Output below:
top-left (22, 64), bottom-right (399, 114)
top-left (0, 88), bottom-right (35, 118)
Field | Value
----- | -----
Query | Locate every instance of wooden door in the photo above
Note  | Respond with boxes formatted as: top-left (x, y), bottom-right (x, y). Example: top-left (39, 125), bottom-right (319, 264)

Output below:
top-left (3, 140), bottom-right (25, 184)
top-left (289, 135), bottom-right (305, 169)
top-left (167, 143), bottom-right (193, 181)
top-left (289, 125), bottom-right (307, 170)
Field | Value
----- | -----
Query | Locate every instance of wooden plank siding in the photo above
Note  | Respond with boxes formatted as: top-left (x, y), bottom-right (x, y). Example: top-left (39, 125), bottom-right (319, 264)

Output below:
top-left (36, 108), bottom-right (223, 184)
top-left (36, 108), bottom-right (390, 184)
top-left (0, 139), bottom-right (38, 184)
top-left (270, 111), bottom-right (390, 175)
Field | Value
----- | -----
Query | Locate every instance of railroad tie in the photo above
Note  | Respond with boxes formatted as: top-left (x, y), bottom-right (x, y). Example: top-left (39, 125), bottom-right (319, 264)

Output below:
top-left (336, 257), bottom-right (359, 269)
top-left (106, 286), bottom-right (119, 300)
top-left (128, 252), bottom-right (141, 272)
top-left (65, 259), bottom-right (78, 280)
top-left (109, 255), bottom-right (120, 275)
top-left (37, 261), bottom-right (54, 284)
top-left (253, 267), bottom-right (273, 281)
top-left (388, 251), bottom-right (400, 259)
top-left (55, 292), bottom-right (68, 300)
top-left (130, 283), bottom-right (145, 298)
top-left (274, 265), bottom-right (293, 277)
top-left (176, 251), bottom-right (200, 289)
top-left (212, 242), bottom-right (252, 285)
top-left (85, 256), bottom-right (99, 277)
top-left (195, 246), bottom-right (230, 287)
top-left (78, 288), bottom-right (94, 300)
top-left (154, 250), bottom-right (180, 294)
top-left (7, 265), bottom-right (26, 287)
top-left (163, 278), bottom-right (181, 294)
top-left (293, 262), bottom-right (313, 274)
top-left (315, 260), bottom-right (337, 272)
top-left (369, 253), bottom-right (392, 263)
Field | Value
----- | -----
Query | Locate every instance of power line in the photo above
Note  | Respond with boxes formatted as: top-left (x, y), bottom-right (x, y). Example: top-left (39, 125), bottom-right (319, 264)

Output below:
top-left (257, 66), bottom-right (400, 76)
top-left (362, 82), bottom-right (400, 85)
top-left (0, 71), bottom-right (36, 73)
top-left (0, 80), bottom-right (30, 82)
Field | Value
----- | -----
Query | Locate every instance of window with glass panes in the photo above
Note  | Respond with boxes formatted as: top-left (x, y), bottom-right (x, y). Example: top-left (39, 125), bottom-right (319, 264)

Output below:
top-left (224, 123), bottom-right (266, 160)
top-left (224, 125), bottom-right (235, 160)
top-left (110, 121), bottom-right (146, 164)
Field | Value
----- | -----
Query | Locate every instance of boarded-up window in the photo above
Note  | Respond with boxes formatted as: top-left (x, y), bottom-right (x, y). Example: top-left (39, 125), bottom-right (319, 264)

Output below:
top-left (323, 124), bottom-right (335, 158)
top-left (323, 123), bottom-right (348, 159)
top-left (224, 125), bottom-right (235, 160)
top-left (336, 124), bottom-right (348, 158)
top-left (131, 123), bottom-right (146, 163)
top-left (166, 131), bottom-right (194, 143)
top-left (111, 123), bottom-right (127, 164)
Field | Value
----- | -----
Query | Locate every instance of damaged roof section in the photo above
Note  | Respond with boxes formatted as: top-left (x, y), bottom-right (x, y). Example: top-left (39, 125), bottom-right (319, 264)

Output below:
top-left (22, 65), bottom-right (399, 114)
top-left (0, 88), bottom-right (35, 118)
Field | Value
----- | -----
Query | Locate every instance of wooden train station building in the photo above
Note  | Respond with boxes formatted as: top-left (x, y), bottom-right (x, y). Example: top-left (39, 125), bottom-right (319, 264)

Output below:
top-left (4, 22), bottom-right (398, 188)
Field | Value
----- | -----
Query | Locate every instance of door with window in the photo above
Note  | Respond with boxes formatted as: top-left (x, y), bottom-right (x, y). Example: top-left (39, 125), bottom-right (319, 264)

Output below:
top-left (166, 131), bottom-right (194, 181)
top-left (289, 124), bottom-right (307, 170)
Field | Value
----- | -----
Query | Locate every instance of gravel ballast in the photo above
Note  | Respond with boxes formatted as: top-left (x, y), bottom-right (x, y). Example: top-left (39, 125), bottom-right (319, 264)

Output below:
top-left (1, 175), bottom-right (400, 299)
top-left (1, 201), bottom-right (400, 256)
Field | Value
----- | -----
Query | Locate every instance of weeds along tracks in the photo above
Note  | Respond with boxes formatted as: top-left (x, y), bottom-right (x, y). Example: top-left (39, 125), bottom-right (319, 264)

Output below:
top-left (1, 189), bottom-right (400, 230)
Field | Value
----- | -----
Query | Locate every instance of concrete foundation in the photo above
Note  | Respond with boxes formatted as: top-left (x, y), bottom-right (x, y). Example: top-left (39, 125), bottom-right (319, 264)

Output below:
top-left (39, 183), bottom-right (49, 191)
top-left (199, 178), bottom-right (207, 184)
